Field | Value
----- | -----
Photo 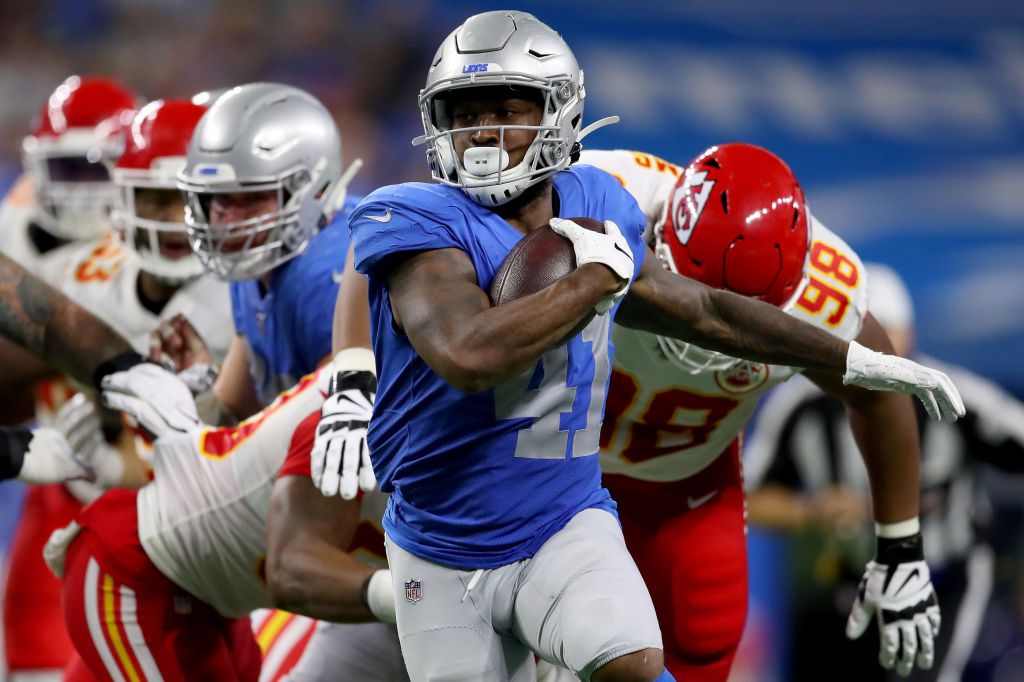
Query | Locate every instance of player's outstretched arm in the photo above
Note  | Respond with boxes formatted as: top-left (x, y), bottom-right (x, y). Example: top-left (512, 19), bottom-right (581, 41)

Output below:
top-left (266, 473), bottom-right (394, 623)
top-left (0, 253), bottom-right (133, 388)
top-left (386, 247), bottom-right (622, 393)
top-left (804, 313), bottom-right (921, 524)
top-left (618, 252), bottom-right (849, 370)
top-left (617, 251), bottom-right (964, 421)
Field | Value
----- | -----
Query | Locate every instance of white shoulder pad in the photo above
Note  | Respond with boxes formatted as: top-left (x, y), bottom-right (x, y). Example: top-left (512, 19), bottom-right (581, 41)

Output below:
top-left (578, 149), bottom-right (682, 229)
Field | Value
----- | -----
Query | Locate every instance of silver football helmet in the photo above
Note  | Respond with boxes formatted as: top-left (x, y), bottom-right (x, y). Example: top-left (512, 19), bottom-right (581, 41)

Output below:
top-left (178, 83), bottom-right (360, 281)
top-left (414, 10), bottom-right (617, 207)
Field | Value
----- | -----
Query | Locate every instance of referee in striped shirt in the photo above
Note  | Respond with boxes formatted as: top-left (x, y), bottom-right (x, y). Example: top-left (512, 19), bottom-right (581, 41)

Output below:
top-left (745, 264), bottom-right (1024, 682)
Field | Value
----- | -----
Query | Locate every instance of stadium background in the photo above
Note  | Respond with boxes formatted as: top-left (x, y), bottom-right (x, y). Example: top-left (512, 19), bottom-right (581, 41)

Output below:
top-left (0, 0), bottom-right (1021, 679)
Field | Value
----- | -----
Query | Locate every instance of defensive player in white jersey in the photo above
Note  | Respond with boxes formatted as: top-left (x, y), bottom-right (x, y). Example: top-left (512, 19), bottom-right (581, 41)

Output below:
top-left (0, 75), bottom-right (137, 681)
top-left (579, 144), bottom-right (939, 680)
top-left (51, 97), bottom-right (232, 370)
top-left (0, 75), bottom-right (136, 274)
top-left (50, 366), bottom-right (398, 681)
top-left (1, 98), bottom-right (231, 682)
top-left (0, 76), bottom-right (137, 426)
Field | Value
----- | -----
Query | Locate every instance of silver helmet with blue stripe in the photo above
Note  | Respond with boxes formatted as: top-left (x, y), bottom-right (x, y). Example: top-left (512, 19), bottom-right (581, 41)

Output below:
top-left (178, 83), bottom-right (359, 280)
top-left (415, 11), bottom-right (616, 207)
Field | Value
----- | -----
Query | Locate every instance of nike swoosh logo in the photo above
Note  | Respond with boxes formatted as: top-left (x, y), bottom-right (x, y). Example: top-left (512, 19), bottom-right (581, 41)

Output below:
top-left (366, 209), bottom-right (392, 223)
top-left (613, 242), bottom-right (632, 260)
top-left (332, 270), bottom-right (345, 284)
top-left (895, 567), bottom-right (921, 595)
top-left (687, 490), bottom-right (717, 509)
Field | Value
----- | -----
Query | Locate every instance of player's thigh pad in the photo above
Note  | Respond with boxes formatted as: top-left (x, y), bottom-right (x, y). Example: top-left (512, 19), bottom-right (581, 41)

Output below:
top-left (385, 535), bottom-right (534, 682)
top-left (515, 508), bottom-right (663, 681)
top-left (286, 621), bottom-right (409, 682)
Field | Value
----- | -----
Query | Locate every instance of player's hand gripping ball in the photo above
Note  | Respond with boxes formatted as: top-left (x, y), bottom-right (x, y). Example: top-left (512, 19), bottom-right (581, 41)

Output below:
top-left (489, 217), bottom-right (608, 343)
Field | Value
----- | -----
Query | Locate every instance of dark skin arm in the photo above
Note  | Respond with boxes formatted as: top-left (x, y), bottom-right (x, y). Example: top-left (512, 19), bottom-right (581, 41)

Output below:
top-left (616, 250), bottom-right (849, 373)
top-left (387, 247), bottom-right (621, 393)
top-left (331, 244), bottom-right (372, 353)
top-left (806, 313), bottom-right (921, 523)
top-left (265, 474), bottom-right (377, 622)
top-left (0, 253), bottom-right (131, 387)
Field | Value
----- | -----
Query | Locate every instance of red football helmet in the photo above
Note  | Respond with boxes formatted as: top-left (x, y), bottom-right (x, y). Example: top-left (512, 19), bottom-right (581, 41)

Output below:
top-left (22, 76), bottom-right (138, 240)
top-left (653, 142), bottom-right (812, 372)
top-left (112, 99), bottom-right (208, 282)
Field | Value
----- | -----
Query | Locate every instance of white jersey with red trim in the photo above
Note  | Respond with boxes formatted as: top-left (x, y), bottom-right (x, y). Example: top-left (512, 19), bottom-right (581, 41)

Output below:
top-left (137, 370), bottom-right (327, 618)
top-left (578, 149), bottom-right (682, 237)
top-left (136, 368), bottom-right (388, 618)
top-left (51, 235), bottom-right (232, 362)
top-left (585, 149), bottom-right (869, 482)
top-left (0, 175), bottom-right (85, 282)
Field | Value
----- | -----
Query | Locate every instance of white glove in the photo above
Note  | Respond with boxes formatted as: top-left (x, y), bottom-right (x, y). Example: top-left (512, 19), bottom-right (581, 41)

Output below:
top-left (55, 394), bottom-right (125, 489)
top-left (17, 428), bottom-right (91, 485)
top-left (43, 521), bottom-right (81, 579)
top-left (843, 341), bottom-right (965, 422)
top-left (549, 218), bottom-right (634, 314)
top-left (311, 349), bottom-right (377, 499)
top-left (846, 531), bottom-right (941, 677)
top-left (101, 363), bottom-right (200, 438)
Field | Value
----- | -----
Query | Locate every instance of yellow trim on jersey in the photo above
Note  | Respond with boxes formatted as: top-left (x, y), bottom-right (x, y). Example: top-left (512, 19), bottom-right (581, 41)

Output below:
top-left (257, 609), bottom-right (295, 653)
top-left (103, 573), bottom-right (141, 682)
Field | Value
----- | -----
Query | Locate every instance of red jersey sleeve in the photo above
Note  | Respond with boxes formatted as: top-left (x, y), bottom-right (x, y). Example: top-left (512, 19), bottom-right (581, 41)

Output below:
top-left (277, 411), bottom-right (320, 480)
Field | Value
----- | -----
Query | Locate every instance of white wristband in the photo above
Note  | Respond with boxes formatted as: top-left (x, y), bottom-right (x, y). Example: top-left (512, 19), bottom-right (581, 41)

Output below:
top-left (332, 347), bottom-right (376, 376)
top-left (875, 517), bottom-right (920, 539)
top-left (365, 569), bottom-right (395, 624)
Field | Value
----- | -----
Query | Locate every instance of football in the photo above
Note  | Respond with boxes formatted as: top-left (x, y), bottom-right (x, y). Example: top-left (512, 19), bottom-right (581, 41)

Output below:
top-left (489, 217), bottom-right (604, 342)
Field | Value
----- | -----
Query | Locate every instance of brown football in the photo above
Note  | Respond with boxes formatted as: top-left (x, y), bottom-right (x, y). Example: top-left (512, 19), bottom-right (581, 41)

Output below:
top-left (489, 217), bottom-right (604, 343)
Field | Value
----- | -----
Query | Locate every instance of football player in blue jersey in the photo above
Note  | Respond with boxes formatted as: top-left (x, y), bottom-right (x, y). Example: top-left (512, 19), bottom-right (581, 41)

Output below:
top-left (324, 10), bottom-right (966, 682)
top-left (143, 82), bottom-right (363, 420)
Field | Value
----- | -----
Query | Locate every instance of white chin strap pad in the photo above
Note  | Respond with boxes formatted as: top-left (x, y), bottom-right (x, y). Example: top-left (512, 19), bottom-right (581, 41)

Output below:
top-left (462, 147), bottom-right (510, 177)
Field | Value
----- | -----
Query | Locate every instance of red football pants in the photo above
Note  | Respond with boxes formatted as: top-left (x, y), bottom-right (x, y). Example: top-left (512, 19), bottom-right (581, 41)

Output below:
top-left (3, 484), bottom-right (81, 672)
top-left (604, 440), bottom-right (748, 682)
top-left (61, 489), bottom-right (262, 681)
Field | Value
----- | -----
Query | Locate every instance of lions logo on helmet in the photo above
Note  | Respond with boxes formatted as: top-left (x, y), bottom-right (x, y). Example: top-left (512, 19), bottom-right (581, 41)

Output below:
top-left (413, 11), bottom-right (618, 207)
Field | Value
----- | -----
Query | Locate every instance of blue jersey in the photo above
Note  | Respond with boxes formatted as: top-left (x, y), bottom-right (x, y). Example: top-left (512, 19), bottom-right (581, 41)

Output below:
top-left (349, 166), bottom-right (647, 569)
top-left (230, 195), bottom-right (360, 407)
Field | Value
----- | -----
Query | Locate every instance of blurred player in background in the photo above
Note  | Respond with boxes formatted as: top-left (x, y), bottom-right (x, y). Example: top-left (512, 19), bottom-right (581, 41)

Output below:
top-left (0, 75), bottom-right (136, 682)
top-left (1, 75), bottom-right (136, 272)
top-left (319, 10), bottom-right (961, 682)
top-left (580, 143), bottom-right (946, 680)
top-left (744, 263), bottom-right (1024, 682)
top-left (147, 82), bottom-right (362, 423)
top-left (127, 82), bottom-right (395, 678)
top-left (0, 75), bottom-right (137, 423)
top-left (2, 96), bottom-right (233, 682)
top-left (53, 365), bottom-right (397, 681)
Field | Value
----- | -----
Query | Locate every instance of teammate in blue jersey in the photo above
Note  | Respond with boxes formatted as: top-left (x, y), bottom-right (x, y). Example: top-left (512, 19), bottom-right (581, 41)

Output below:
top-left (146, 83), bottom-right (363, 421)
top-left (227, 194), bottom-right (359, 406)
top-left (334, 11), bottom-right (965, 682)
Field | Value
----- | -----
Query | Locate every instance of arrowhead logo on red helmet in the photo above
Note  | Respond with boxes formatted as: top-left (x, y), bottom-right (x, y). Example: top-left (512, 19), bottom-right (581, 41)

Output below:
top-left (671, 170), bottom-right (714, 246)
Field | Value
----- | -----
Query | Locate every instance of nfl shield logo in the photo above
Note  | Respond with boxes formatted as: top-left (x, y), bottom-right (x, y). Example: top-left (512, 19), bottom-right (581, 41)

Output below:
top-left (404, 579), bottom-right (423, 604)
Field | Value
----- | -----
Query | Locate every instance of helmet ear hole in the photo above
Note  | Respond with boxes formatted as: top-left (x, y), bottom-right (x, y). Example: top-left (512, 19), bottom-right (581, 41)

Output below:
top-left (720, 191), bottom-right (729, 214)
